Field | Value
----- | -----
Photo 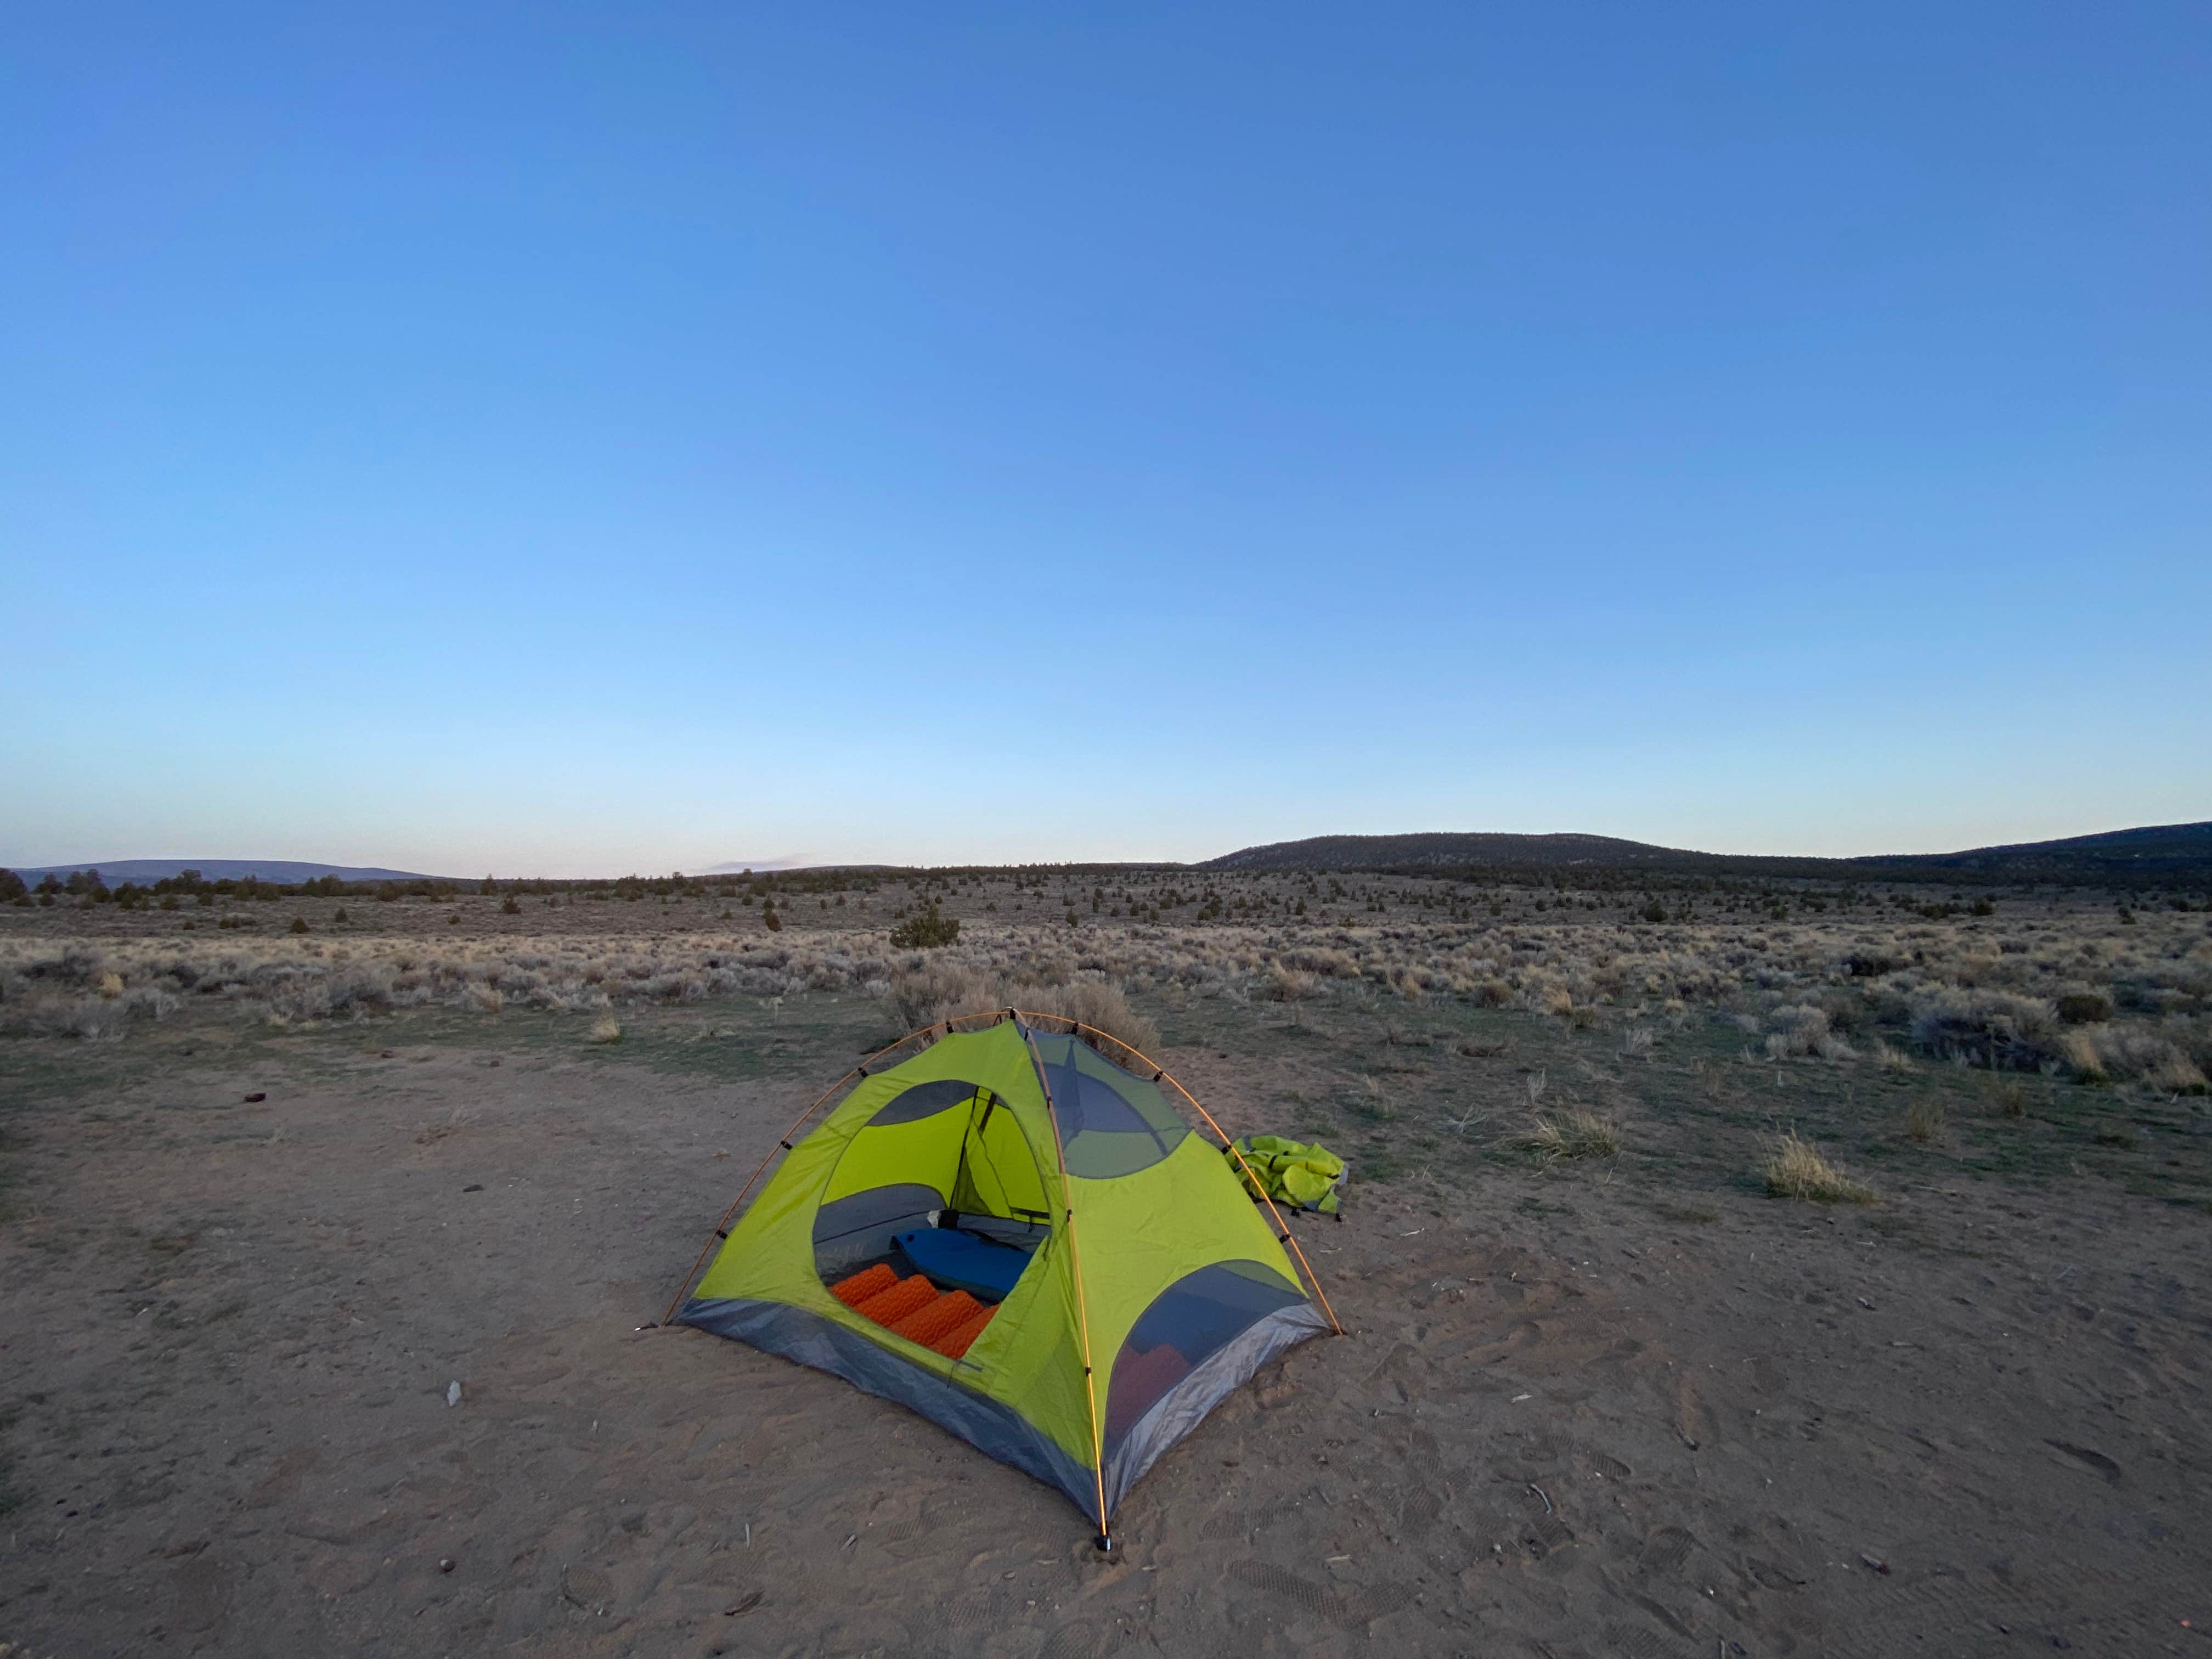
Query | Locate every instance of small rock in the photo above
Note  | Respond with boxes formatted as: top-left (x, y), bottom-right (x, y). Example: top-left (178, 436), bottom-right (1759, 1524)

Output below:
top-left (462, 1184), bottom-right (483, 1193)
top-left (244, 1092), bottom-right (267, 1103)
top-left (1860, 1553), bottom-right (1891, 1575)
top-left (438, 1558), bottom-right (455, 1573)
top-left (446, 1381), bottom-right (462, 1407)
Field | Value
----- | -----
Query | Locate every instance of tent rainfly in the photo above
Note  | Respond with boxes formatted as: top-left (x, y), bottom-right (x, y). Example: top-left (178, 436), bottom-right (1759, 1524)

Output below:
top-left (663, 1009), bottom-right (1342, 1547)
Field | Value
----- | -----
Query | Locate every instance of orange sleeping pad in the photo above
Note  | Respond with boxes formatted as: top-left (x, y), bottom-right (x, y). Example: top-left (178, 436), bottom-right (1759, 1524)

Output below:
top-left (827, 1267), bottom-right (997, 1358)
top-left (830, 1263), bottom-right (899, 1308)
top-left (931, 1303), bottom-right (996, 1359)
top-left (891, 1288), bottom-right (981, 1347)
top-left (854, 1274), bottom-right (939, 1329)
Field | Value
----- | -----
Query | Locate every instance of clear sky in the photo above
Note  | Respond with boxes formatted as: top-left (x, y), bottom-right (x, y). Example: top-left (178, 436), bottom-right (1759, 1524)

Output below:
top-left (4, 4), bottom-right (2207, 875)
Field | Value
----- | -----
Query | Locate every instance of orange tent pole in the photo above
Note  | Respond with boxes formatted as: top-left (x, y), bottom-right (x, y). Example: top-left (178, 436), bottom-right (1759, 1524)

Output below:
top-left (1017, 1017), bottom-right (1116, 1546)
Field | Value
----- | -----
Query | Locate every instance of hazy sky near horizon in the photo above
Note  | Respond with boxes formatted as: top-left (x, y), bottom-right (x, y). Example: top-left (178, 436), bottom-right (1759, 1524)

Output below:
top-left (4, 4), bottom-right (2207, 876)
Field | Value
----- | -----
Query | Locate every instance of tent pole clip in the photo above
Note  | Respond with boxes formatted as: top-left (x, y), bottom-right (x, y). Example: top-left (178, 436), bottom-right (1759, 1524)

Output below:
top-left (1094, 1533), bottom-right (1115, 1554)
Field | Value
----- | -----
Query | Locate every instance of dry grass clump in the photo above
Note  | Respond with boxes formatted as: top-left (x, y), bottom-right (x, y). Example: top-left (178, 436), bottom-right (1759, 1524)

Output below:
top-left (1030, 978), bottom-right (1163, 1058)
top-left (2060, 1022), bottom-right (2208, 1092)
top-left (890, 961), bottom-right (1002, 1029)
top-left (1904, 1096), bottom-right (1946, 1142)
top-left (1508, 1107), bottom-right (1621, 1163)
top-left (888, 964), bottom-right (1161, 1059)
top-left (589, 1015), bottom-right (622, 1044)
top-left (1764, 1132), bottom-right (1876, 1204)
top-left (1764, 1003), bottom-right (1856, 1062)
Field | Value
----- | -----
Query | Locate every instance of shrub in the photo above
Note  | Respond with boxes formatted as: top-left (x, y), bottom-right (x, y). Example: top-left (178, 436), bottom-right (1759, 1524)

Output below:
top-left (1765, 1003), bottom-right (1855, 1060)
top-left (1764, 1132), bottom-right (1875, 1203)
top-left (1909, 989), bottom-right (2059, 1069)
top-left (889, 902), bottom-right (959, 950)
top-left (2057, 991), bottom-right (2112, 1024)
top-left (289, 917), bottom-right (310, 935)
top-left (590, 1016), bottom-right (622, 1044)
top-left (54, 997), bottom-right (124, 1040)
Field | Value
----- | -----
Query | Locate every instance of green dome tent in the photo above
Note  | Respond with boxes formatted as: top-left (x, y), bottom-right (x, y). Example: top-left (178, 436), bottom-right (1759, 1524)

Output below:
top-left (663, 1010), bottom-right (1342, 1544)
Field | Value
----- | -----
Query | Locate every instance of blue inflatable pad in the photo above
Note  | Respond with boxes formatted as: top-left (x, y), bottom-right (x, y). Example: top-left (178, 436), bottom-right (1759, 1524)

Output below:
top-left (893, 1227), bottom-right (1035, 1301)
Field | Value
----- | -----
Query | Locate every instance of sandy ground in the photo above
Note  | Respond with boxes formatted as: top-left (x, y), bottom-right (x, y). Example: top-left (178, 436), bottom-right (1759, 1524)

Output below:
top-left (3, 998), bottom-right (2209, 1657)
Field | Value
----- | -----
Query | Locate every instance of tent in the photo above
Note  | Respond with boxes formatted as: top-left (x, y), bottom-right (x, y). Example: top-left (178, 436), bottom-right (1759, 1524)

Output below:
top-left (663, 1009), bottom-right (1341, 1545)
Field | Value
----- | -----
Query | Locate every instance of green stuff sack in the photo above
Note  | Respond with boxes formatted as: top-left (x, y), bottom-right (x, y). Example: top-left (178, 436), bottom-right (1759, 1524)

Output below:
top-left (1226, 1136), bottom-right (1345, 1215)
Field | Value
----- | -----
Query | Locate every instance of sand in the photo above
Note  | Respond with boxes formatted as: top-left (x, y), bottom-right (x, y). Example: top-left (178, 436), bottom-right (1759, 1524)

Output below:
top-left (3, 997), bottom-right (2208, 1657)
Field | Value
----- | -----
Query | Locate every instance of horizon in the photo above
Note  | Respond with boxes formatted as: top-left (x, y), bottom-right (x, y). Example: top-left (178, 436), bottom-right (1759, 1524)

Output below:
top-left (5, 4), bottom-right (2207, 871)
top-left (10, 814), bottom-right (2209, 883)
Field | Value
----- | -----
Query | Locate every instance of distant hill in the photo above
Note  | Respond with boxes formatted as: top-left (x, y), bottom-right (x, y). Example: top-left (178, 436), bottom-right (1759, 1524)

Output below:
top-left (1201, 822), bottom-right (2212, 884)
top-left (6, 859), bottom-right (455, 885)
top-left (1844, 821), bottom-right (2212, 879)
top-left (1205, 832), bottom-right (1713, 873)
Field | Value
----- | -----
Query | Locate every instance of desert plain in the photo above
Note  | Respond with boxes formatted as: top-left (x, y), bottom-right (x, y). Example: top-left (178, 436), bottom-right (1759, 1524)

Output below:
top-left (3, 864), bottom-right (2209, 1656)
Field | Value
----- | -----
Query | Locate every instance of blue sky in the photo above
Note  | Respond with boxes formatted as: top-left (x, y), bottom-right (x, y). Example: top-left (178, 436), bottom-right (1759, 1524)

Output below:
top-left (4, 3), bottom-right (2206, 874)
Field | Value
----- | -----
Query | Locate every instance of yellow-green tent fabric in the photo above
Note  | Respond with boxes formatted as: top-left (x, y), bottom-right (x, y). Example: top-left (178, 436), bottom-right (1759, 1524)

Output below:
top-left (675, 1014), bottom-right (1335, 1532)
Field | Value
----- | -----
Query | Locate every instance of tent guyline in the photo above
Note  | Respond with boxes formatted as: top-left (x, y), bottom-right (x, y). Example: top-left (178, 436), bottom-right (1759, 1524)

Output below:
top-left (663, 1007), bottom-right (1344, 1539)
